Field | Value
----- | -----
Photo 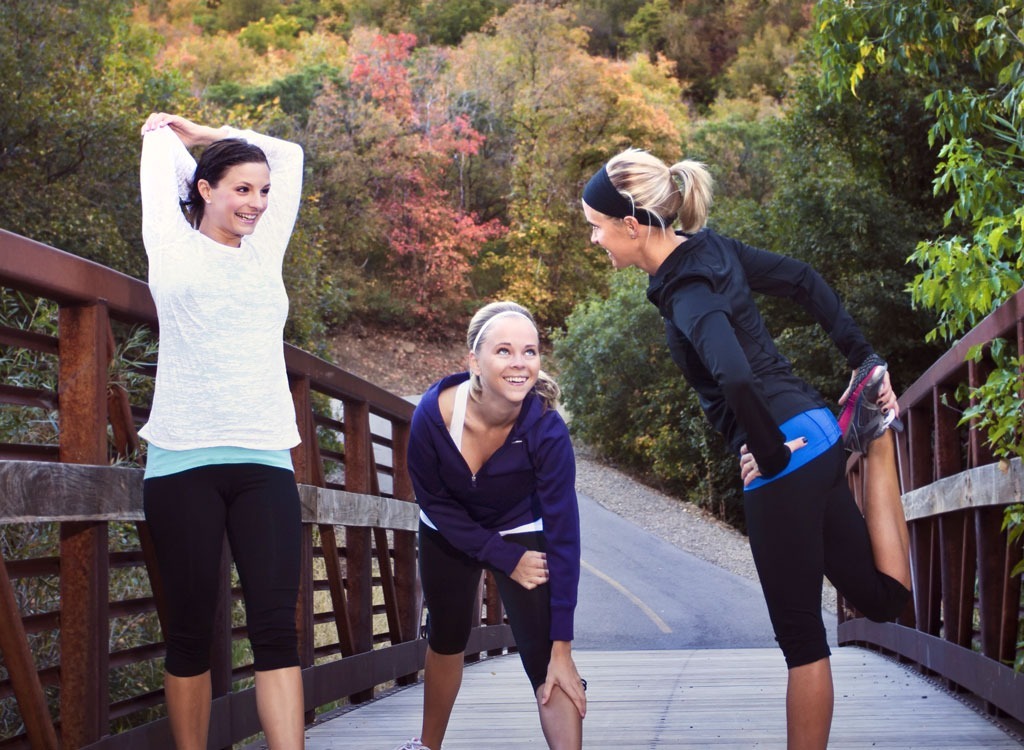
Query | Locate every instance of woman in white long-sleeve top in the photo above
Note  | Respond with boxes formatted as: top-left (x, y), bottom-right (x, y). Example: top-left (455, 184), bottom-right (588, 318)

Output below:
top-left (138, 112), bottom-right (305, 750)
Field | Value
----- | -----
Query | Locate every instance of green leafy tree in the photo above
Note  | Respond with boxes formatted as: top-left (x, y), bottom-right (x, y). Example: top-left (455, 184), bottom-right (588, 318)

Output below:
top-left (411, 0), bottom-right (512, 45)
top-left (0, 0), bottom-right (188, 278)
top-left (816, 0), bottom-right (1023, 343)
top-left (625, 0), bottom-right (810, 108)
top-left (816, 0), bottom-right (1024, 669)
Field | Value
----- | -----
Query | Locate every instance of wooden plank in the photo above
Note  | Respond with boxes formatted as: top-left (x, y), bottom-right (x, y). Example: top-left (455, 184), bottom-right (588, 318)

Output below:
top-left (299, 484), bottom-right (419, 530)
top-left (305, 649), bottom-right (1024, 749)
top-left (0, 461), bottom-right (418, 529)
top-left (901, 457), bottom-right (1023, 522)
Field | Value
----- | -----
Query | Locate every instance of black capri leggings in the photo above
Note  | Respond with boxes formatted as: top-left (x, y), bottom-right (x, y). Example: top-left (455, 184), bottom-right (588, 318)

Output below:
top-left (743, 441), bottom-right (910, 669)
top-left (143, 463), bottom-right (301, 677)
top-left (419, 522), bottom-right (554, 692)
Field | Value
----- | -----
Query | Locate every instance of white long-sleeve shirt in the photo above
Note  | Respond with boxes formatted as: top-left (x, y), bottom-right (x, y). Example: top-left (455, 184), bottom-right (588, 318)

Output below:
top-left (138, 126), bottom-right (303, 450)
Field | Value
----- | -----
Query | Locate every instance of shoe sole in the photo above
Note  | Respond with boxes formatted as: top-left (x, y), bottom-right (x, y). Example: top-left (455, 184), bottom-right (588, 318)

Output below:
top-left (838, 363), bottom-right (886, 435)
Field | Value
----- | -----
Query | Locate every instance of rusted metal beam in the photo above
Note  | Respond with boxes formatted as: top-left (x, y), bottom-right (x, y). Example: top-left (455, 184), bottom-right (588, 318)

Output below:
top-left (0, 230), bottom-right (157, 325)
top-left (284, 346), bottom-right (413, 424)
top-left (898, 285), bottom-right (1024, 409)
top-left (838, 620), bottom-right (1024, 723)
top-left (938, 511), bottom-right (975, 650)
top-left (342, 398), bottom-right (376, 704)
top-left (288, 373), bottom-right (317, 724)
top-left (57, 302), bottom-right (111, 748)
top-left (0, 324), bottom-right (59, 354)
top-left (0, 552), bottom-right (59, 748)
top-left (975, 506), bottom-right (1008, 663)
top-left (319, 523), bottom-right (355, 659)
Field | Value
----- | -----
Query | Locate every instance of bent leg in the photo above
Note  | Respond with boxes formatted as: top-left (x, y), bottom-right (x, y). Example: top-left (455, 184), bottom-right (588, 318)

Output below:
top-left (862, 430), bottom-right (911, 589)
top-left (536, 683), bottom-right (583, 750)
top-left (823, 438), bottom-right (910, 621)
top-left (418, 524), bottom-right (484, 749)
top-left (421, 648), bottom-right (465, 749)
top-left (494, 532), bottom-right (582, 750)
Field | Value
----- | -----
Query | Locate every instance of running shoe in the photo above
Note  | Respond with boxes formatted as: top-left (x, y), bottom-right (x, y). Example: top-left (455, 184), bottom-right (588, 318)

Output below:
top-left (839, 355), bottom-right (903, 453)
top-left (391, 739), bottom-right (431, 750)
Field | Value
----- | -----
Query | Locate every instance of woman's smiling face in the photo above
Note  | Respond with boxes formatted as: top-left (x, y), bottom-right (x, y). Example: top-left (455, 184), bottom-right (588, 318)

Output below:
top-left (583, 200), bottom-right (638, 270)
top-left (471, 315), bottom-right (540, 405)
top-left (198, 161), bottom-right (272, 247)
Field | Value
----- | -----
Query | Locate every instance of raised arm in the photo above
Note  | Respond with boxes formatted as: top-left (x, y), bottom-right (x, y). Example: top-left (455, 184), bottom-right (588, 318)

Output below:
top-left (224, 128), bottom-right (303, 258)
top-left (140, 120), bottom-right (201, 256)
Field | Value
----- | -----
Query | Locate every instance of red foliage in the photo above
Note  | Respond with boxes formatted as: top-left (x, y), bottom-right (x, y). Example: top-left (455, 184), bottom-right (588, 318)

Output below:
top-left (347, 34), bottom-right (504, 324)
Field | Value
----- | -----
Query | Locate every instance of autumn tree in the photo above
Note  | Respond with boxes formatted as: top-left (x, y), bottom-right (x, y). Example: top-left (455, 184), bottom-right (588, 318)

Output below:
top-left (307, 31), bottom-right (505, 328)
top-left (448, 4), bottom-right (687, 325)
top-left (626, 0), bottom-right (811, 108)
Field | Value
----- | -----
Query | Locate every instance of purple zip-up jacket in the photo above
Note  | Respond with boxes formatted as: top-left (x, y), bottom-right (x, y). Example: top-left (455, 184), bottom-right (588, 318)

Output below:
top-left (408, 372), bottom-right (581, 642)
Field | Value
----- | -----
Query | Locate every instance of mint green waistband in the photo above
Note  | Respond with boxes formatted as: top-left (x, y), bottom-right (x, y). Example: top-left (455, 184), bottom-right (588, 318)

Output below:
top-left (144, 444), bottom-right (294, 479)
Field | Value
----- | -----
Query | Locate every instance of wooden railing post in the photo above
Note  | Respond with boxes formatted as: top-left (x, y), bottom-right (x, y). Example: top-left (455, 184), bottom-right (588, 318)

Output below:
top-left (289, 374), bottom-right (317, 723)
top-left (343, 399), bottom-right (374, 702)
top-left (57, 302), bottom-right (111, 748)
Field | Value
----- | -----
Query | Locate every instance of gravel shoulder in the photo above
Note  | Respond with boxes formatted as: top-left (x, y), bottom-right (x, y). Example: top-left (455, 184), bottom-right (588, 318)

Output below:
top-left (573, 446), bottom-right (838, 614)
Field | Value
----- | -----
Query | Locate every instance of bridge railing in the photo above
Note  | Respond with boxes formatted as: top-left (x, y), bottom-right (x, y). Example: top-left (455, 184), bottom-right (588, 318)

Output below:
top-left (0, 229), bottom-right (515, 749)
top-left (841, 285), bottom-right (1024, 723)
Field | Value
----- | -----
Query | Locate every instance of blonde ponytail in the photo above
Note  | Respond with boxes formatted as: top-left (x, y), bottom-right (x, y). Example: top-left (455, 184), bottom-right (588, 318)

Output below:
top-left (602, 148), bottom-right (714, 234)
top-left (670, 160), bottom-right (714, 233)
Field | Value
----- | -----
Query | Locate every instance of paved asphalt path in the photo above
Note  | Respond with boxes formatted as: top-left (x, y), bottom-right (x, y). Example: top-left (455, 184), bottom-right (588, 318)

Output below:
top-left (572, 491), bottom-right (838, 651)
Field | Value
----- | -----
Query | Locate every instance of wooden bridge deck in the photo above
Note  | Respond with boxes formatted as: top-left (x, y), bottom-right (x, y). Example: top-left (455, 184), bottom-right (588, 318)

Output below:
top-left (304, 648), bottom-right (1023, 749)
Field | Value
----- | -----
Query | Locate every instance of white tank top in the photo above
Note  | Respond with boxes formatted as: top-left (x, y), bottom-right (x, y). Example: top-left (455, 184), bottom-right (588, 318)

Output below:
top-left (420, 380), bottom-right (543, 536)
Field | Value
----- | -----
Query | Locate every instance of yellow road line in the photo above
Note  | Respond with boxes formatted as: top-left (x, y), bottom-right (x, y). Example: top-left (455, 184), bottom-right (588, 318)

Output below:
top-left (580, 558), bottom-right (672, 634)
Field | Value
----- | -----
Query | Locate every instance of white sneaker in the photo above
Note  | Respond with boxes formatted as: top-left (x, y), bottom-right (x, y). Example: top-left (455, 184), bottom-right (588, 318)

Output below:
top-left (392, 739), bottom-right (431, 750)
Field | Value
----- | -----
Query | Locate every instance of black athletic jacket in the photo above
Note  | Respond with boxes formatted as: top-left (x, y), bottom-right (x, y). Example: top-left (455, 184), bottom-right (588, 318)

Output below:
top-left (646, 228), bottom-right (874, 478)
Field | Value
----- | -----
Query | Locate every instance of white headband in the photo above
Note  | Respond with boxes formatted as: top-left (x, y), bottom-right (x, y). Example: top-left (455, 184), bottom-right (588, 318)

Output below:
top-left (471, 310), bottom-right (534, 353)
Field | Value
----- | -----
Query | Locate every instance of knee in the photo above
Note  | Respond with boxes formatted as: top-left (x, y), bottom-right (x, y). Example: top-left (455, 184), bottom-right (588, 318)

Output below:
top-left (779, 635), bottom-right (832, 669)
top-left (860, 575), bottom-right (911, 623)
top-left (772, 612), bottom-right (831, 669)
top-left (164, 632), bottom-right (213, 677)
top-left (425, 610), bottom-right (471, 655)
top-left (249, 607), bottom-right (300, 671)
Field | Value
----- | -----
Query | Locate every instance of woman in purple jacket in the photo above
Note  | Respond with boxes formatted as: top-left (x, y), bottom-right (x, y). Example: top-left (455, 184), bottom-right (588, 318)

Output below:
top-left (392, 301), bottom-right (586, 750)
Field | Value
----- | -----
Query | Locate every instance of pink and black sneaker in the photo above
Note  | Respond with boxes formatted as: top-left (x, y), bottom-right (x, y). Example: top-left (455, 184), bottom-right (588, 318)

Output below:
top-left (839, 355), bottom-right (903, 453)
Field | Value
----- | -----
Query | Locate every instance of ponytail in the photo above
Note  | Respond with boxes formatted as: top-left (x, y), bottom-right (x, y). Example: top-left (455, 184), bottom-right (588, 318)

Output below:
top-left (602, 148), bottom-right (714, 234)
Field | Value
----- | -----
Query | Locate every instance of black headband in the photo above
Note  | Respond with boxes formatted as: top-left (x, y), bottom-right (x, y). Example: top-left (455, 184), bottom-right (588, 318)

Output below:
top-left (582, 166), bottom-right (666, 226)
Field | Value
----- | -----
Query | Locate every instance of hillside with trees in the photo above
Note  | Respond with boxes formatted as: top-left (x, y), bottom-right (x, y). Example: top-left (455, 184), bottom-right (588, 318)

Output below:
top-left (5, 0), bottom-right (1022, 528)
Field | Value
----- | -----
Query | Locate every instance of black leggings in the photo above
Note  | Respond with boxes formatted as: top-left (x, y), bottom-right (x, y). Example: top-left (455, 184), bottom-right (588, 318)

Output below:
top-left (418, 522), bottom-right (554, 692)
top-left (143, 463), bottom-right (301, 677)
top-left (743, 442), bottom-right (909, 669)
